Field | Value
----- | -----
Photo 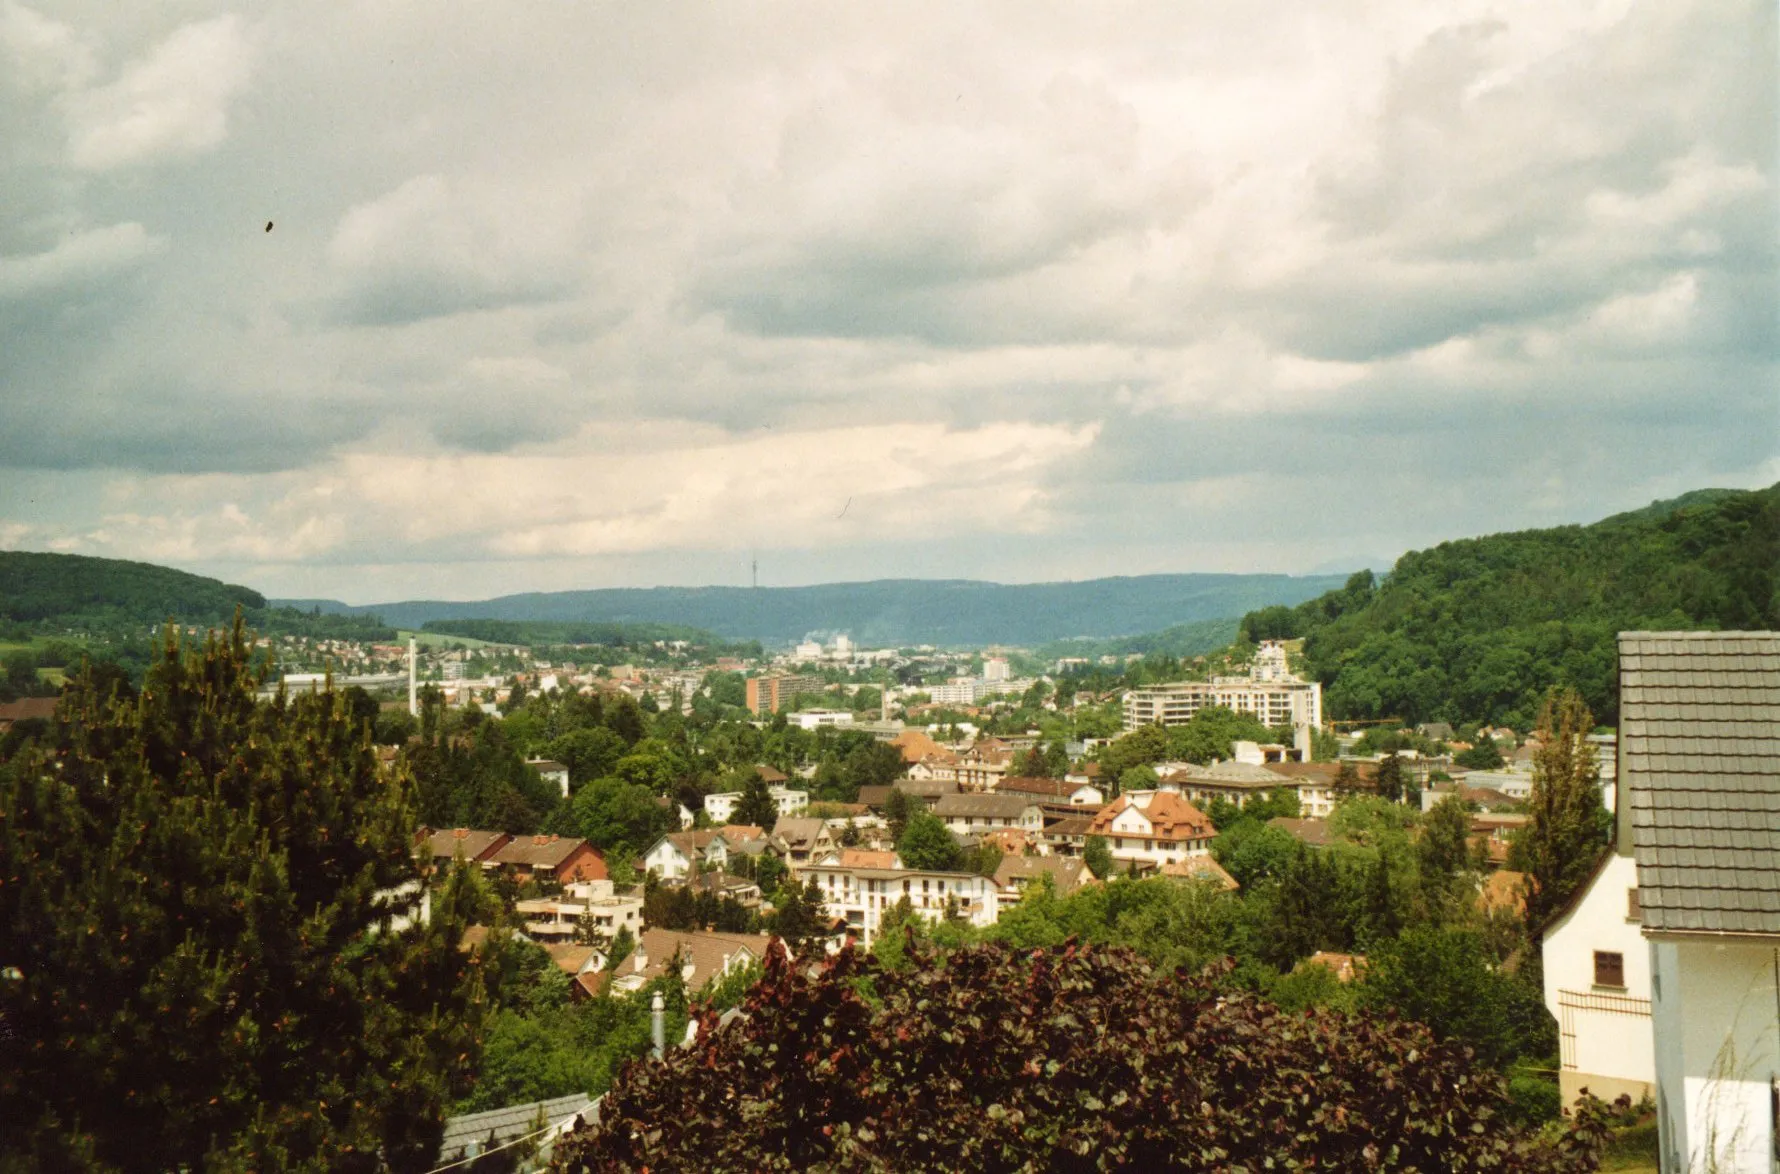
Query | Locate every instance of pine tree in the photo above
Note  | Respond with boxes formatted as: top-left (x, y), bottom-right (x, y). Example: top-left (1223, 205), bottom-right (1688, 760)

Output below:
top-left (1520, 687), bottom-right (1611, 935)
top-left (1374, 753), bottom-right (1404, 803)
top-left (1083, 834), bottom-right (1114, 880)
top-left (771, 878), bottom-right (828, 949)
top-left (882, 787), bottom-right (912, 842)
top-left (0, 622), bottom-right (486, 1172)
top-left (733, 769), bottom-right (777, 829)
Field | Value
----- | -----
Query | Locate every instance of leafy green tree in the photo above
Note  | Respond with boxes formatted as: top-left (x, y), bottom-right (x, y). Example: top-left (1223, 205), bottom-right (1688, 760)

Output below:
top-left (546, 726), bottom-right (627, 786)
top-left (1418, 794), bottom-right (1475, 907)
top-left (896, 807), bottom-right (963, 872)
top-left (1165, 705), bottom-right (1275, 764)
top-left (1520, 688), bottom-right (1612, 935)
top-left (1359, 926), bottom-right (1557, 1071)
top-left (1083, 834), bottom-right (1113, 880)
top-left (0, 624), bottom-right (485, 1172)
top-left (1212, 820), bottom-right (1299, 889)
top-left (1456, 734), bottom-right (1505, 770)
top-left (1119, 764), bottom-right (1159, 793)
top-left (570, 776), bottom-right (676, 856)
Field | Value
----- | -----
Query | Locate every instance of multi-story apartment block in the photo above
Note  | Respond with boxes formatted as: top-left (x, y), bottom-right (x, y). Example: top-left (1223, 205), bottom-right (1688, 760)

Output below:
top-left (1122, 641), bottom-right (1322, 735)
top-left (746, 673), bottom-right (829, 715)
top-left (803, 862), bottom-right (1002, 944)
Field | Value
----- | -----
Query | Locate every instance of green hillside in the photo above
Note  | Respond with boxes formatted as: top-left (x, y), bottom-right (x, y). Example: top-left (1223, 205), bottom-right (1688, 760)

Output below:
top-left (0, 551), bottom-right (393, 643)
top-left (1240, 484), bottom-right (1780, 728)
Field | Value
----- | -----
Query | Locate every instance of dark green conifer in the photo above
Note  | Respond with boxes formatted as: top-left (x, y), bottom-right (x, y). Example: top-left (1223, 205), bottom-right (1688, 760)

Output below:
top-left (0, 620), bottom-right (486, 1172)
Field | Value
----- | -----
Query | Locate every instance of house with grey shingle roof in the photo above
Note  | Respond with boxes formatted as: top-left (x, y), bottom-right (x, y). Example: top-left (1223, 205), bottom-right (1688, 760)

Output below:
top-left (1619, 631), bottom-right (1779, 1174)
top-left (437, 1093), bottom-right (598, 1170)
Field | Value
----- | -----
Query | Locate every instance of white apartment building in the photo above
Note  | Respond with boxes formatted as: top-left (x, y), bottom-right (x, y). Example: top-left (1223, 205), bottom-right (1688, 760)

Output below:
top-left (789, 709), bottom-right (854, 730)
top-left (982, 656), bottom-right (1011, 682)
top-left (927, 680), bottom-right (985, 705)
top-left (1122, 641), bottom-right (1322, 734)
top-left (706, 786), bottom-right (812, 823)
top-left (803, 863), bottom-right (1002, 945)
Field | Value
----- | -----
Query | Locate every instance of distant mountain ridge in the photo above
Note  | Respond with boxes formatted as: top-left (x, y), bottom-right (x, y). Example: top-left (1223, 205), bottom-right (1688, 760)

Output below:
top-left (275, 574), bottom-right (1350, 647)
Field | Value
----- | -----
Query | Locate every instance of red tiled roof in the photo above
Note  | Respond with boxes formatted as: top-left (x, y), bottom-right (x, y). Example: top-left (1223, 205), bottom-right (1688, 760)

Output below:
top-left (1087, 792), bottom-right (1214, 841)
top-left (0, 697), bottom-right (58, 723)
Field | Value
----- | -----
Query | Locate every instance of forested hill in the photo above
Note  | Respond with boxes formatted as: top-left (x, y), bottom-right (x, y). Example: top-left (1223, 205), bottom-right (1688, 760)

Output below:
top-left (1241, 483), bottom-right (1780, 728)
top-left (0, 551), bottom-right (264, 627)
top-left (0, 551), bottom-right (393, 641)
top-left (281, 573), bottom-right (1349, 648)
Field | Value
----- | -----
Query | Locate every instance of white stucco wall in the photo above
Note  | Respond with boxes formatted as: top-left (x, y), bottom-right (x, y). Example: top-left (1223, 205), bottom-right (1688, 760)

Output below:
top-left (1542, 855), bottom-right (1655, 1103)
top-left (1650, 937), bottom-right (1779, 1174)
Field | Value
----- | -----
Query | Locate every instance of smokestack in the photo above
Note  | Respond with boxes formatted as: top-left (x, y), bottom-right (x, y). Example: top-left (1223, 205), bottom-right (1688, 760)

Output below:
top-left (408, 639), bottom-right (418, 718)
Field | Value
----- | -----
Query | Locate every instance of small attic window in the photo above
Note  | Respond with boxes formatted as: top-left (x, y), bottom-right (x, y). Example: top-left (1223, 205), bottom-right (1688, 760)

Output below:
top-left (1627, 888), bottom-right (1641, 921)
top-left (1594, 951), bottom-right (1626, 989)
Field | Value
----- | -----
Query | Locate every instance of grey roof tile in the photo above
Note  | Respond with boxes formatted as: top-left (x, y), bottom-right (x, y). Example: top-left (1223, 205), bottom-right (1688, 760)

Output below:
top-left (1622, 631), bottom-right (1780, 937)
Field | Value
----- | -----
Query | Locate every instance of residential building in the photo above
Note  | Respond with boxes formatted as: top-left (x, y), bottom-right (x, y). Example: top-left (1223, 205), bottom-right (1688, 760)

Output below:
top-left (789, 709), bottom-right (854, 730)
top-left (1260, 761), bottom-right (1373, 818)
top-left (525, 758), bottom-right (572, 798)
top-left (489, 835), bottom-right (606, 885)
top-left (1122, 641), bottom-right (1322, 736)
top-left (893, 778), bottom-right (959, 808)
top-left (514, 898), bottom-right (594, 944)
top-left (562, 880), bottom-right (645, 940)
top-left (803, 862), bottom-right (1001, 944)
top-left (0, 696), bottom-right (57, 732)
top-left (770, 816), bottom-right (833, 873)
top-left (1160, 855), bottom-right (1240, 890)
top-left (992, 775), bottom-right (1106, 811)
top-left (982, 656), bottom-right (1011, 682)
top-left (594, 928), bottom-right (774, 997)
top-left (704, 785), bottom-right (809, 824)
top-left (745, 674), bottom-right (828, 715)
top-left (954, 738), bottom-right (1016, 791)
top-left (686, 871), bottom-right (763, 909)
top-left (1267, 817), bottom-right (1336, 848)
top-left (641, 829), bottom-right (727, 880)
top-left (1087, 792), bottom-right (1215, 867)
top-left (437, 1094), bottom-right (595, 1172)
top-left (933, 792), bottom-right (1045, 835)
top-left (1622, 631), bottom-right (1779, 1174)
top-left (1160, 761), bottom-right (1299, 813)
top-left (1041, 815), bottom-right (1095, 857)
top-left (417, 827), bottom-right (511, 870)
top-left (993, 855), bottom-right (1094, 901)
top-left (1540, 853), bottom-right (1653, 1107)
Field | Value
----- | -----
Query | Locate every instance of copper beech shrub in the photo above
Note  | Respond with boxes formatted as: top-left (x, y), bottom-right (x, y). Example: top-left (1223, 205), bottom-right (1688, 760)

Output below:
top-left (553, 937), bottom-right (1610, 1173)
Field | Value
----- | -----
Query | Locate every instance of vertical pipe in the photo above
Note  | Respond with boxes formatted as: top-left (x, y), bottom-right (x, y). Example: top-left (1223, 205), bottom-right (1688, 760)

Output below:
top-left (650, 991), bottom-right (666, 1060)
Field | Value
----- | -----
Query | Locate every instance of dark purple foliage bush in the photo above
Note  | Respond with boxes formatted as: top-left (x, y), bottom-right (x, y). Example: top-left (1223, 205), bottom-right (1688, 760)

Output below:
top-left (553, 936), bottom-right (1609, 1172)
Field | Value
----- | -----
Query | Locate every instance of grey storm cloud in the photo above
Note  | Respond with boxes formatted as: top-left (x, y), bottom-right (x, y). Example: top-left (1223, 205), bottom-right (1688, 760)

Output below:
top-left (0, 0), bottom-right (1773, 599)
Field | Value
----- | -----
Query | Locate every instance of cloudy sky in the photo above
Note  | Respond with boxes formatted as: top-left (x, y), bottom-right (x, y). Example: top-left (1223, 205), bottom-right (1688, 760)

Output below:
top-left (1, 1), bottom-right (1773, 603)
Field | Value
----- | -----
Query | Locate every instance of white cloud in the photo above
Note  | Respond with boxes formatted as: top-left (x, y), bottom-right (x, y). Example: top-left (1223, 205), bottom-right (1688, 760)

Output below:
top-left (0, 2), bottom-right (95, 94)
top-left (67, 15), bottom-right (253, 170)
top-left (0, 1), bottom-right (1771, 595)
top-left (0, 222), bottom-right (164, 298)
top-left (24, 420), bottom-right (1099, 571)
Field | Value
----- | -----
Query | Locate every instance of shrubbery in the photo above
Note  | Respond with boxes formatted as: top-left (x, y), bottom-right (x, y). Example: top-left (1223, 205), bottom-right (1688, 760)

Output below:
top-left (553, 938), bottom-right (1612, 1172)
